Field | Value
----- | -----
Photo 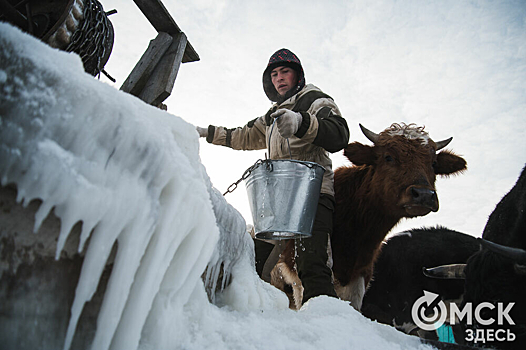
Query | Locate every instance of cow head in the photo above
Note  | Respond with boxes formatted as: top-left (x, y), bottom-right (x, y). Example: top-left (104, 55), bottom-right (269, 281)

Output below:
top-left (344, 123), bottom-right (466, 218)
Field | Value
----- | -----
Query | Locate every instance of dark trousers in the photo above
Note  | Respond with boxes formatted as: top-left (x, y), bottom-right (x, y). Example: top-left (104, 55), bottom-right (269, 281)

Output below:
top-left (254, 194), bottom-right (337, 304)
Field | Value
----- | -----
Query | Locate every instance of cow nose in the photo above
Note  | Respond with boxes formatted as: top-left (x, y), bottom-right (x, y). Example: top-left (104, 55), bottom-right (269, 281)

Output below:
top-left (411, 187), bottom-right (439, 212)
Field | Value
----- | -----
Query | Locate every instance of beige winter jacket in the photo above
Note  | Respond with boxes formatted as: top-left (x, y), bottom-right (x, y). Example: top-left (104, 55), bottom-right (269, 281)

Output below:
top-left (206, 84), bottom-right (349, 197)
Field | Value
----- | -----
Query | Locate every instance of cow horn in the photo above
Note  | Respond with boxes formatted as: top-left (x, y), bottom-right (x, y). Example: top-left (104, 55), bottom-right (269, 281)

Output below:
top-left (479, 238), bottom-right (526, 264)
top-left (360, 124), bottom-right (379, 144)
top-left (435, 137), bottom-right (453, 150)
top-left (423, 264), bottom-right (466, 279)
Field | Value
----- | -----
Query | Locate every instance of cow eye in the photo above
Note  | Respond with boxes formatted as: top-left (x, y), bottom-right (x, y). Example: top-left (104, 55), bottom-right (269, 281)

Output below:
top-left (385, 155), bottom-right (394, 162)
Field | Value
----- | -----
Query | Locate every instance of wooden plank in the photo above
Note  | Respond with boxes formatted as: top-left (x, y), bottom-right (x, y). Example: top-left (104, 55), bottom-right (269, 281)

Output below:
top-left (132, 0), bottom-right (181, 34)
top-left (138, 32), bottom-right (188, 106)
top-left (132, 0), bottom-right (199, 63)
top-left (120, 32), bottom-right (173, 95)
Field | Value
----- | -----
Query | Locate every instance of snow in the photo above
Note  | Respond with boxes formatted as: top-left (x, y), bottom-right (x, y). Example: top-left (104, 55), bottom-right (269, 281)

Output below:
top-left (0, 23), bottom-right (436, 350)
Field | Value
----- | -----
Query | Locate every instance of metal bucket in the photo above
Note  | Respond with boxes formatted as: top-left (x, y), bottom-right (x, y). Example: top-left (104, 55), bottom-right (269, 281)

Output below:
top-left (244, 159), bottom-right (325, 240)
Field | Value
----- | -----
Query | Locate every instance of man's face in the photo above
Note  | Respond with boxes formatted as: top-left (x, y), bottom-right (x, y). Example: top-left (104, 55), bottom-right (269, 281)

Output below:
top-left (271, 66), bottom-right (298, 97)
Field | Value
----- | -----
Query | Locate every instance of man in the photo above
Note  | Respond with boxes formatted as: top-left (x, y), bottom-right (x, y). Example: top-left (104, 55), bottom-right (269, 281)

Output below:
top-left (196, 48), bottom-right (349, 304)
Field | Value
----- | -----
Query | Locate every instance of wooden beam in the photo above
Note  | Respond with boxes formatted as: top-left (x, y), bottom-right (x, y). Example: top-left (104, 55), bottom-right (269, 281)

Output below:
top-left (132, 0), bottom-right (199, 63)
top-left (138, 32), bottom-right (188, 106)
top-left (120, 32), bottom-right (173, 95)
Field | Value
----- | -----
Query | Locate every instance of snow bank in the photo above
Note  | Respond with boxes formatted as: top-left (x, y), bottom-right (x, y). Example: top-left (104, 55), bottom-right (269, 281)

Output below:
top-left (0, 23), bottom-right (434, 350)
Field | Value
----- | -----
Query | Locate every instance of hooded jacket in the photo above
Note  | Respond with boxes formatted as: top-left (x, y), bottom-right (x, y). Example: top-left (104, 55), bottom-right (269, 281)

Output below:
top-left (205, 83), bottom-right (349, 197)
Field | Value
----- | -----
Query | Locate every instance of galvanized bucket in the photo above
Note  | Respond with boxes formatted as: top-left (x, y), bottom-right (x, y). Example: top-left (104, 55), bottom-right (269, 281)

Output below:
top-left (244, 159), bottom-right (325, 240)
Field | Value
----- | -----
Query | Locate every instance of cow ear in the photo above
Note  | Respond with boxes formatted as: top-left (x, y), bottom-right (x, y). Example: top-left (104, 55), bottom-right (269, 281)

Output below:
top-left (435, 150), bottom-right (467, 176)
top-left (344, 142), bottom-right (376, 166)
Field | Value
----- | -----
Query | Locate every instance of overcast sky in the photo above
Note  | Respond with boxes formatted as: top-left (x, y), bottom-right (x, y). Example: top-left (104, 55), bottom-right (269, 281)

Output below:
top-left (101, 0), bottom-right (526, 238)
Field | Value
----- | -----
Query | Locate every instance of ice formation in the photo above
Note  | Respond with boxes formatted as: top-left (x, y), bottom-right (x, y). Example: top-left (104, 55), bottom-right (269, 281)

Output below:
top-left (0, 22), bottom-right (274, 350)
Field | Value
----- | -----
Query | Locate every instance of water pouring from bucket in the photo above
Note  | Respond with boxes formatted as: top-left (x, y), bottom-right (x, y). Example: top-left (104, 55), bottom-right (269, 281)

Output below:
top-left (244, 118), bottom-right (325, 240)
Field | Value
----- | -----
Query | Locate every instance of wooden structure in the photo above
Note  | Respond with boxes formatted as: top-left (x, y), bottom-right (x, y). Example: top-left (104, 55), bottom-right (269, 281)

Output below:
top-left (120, 0), bottom-right (199, 108)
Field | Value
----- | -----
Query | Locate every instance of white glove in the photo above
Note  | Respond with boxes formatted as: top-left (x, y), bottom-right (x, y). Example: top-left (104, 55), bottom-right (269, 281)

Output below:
top-left (196, 126), bottom-right (208, 138)
top-left (271, 109), bottom-right (302, 139)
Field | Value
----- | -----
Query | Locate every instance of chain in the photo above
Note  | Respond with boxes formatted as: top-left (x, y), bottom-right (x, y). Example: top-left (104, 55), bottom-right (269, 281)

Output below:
top-left (222, 156), bottom-right (319, 196)
top-left (223, 159), bottom-right (269, 196)
top-left (65, 0), bottom-right (112, 77)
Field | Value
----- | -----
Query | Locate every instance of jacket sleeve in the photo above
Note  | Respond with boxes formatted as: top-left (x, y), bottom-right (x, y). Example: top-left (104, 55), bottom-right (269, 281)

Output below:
top-left (206, 115), bottom-right (267, 151)
top-left (294, 97), bottom-right (350, 153)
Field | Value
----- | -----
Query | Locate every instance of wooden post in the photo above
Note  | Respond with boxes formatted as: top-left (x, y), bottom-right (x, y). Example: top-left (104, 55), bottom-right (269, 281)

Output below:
top-left (120, 32), bottom-right (173, 97)
top-left (120, 0), bottom-right (199, 108)
top-left (138, 32), bottom-right (187, 106)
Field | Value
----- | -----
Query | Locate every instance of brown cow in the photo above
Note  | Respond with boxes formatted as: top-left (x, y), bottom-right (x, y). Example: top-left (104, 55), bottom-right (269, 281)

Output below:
top-left (271, 123), bottom-right (467, 310)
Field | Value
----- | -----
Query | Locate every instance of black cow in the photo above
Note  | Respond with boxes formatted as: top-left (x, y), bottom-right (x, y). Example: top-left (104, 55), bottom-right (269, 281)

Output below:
top-left (427, 165), bottom-right (526, 349)
top-left (480, 165), bottom-right (526, 248)
top-left (460, 241), bottom-right (526, 349)
top-left (459, 165), bottom-right (526, 349)
top-left (361, 226), bottom-right (480, 339)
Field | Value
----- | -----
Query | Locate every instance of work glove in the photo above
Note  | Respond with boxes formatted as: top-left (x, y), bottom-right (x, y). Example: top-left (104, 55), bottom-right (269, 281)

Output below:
top-left (272, 109), bottom-right (302, 139)
top-left (196, 126), bottom-right (208, 138)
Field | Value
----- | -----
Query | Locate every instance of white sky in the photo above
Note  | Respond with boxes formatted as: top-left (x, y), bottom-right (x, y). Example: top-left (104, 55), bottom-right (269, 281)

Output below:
top-left (102, 0), bottom-right (526, 237)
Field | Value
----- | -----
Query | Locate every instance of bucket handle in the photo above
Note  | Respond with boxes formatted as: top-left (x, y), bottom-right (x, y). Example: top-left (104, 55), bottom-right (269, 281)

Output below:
top-left (268, 117), bottom-right (292, 160)
top-left (223, 116), bottom-right (294, 196)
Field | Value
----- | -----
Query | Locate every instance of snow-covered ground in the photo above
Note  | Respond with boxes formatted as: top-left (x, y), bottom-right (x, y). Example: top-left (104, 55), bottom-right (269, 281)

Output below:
top-left (0, 23), bottom-right (437, 350)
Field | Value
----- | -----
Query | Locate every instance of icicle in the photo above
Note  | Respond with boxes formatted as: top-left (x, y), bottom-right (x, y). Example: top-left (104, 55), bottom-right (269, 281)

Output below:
top-left (33, 199), bottom-right (54, 233)
top-left (202, 185), bottom-right (247, 304)
top-left (63, 220), bottom-right (124, 350)
top-left (54, 211), bottom-right (80, 260)
top-left (77, 219), bottom-right (97, 253)
top-left (110, 177), bottom-right (215, 350)
top-left (89, 219), bottom-right (156, 350)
